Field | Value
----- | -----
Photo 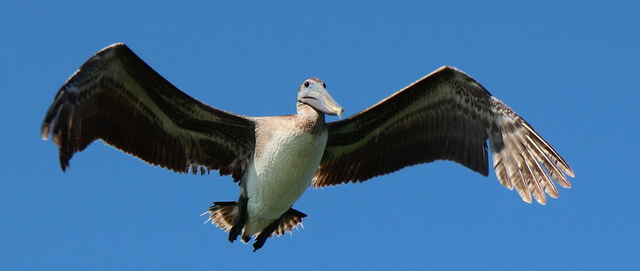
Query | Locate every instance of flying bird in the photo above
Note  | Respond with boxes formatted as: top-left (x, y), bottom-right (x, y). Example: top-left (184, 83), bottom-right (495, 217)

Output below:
top-left (41, 43), bottom-right (574, 251)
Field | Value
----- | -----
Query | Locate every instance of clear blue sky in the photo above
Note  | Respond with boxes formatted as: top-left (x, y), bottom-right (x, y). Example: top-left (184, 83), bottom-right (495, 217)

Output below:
top-left (2, 1), bottom-right (638, 270)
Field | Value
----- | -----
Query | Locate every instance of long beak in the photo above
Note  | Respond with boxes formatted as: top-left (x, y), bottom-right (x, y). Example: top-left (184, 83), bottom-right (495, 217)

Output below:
top-left (300, 88), bottom-right (343, 118)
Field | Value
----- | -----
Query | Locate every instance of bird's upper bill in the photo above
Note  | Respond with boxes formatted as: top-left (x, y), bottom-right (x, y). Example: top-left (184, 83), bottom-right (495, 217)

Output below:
top-left (298, 78), bottom-right (343, 118)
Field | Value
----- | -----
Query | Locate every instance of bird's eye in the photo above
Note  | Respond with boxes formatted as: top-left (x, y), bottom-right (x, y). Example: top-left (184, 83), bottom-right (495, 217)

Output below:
top-left (322, 82), bottom-right (326, 88)
top-left (304, 81), bottom-right (310, 88)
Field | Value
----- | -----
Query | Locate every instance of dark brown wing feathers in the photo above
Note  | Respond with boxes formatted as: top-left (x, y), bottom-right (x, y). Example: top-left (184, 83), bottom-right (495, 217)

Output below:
top-left (313, 66), bottom-right (574, 204)
top-left (41, 46), bottom-right (573, 204)
top-left (41, 43), bottom-right (255, 180)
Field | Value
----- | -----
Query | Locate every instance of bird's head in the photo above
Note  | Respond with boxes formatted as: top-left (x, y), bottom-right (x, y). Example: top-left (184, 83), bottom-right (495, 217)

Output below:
top-left (297, 78), bottom-right (343, 118)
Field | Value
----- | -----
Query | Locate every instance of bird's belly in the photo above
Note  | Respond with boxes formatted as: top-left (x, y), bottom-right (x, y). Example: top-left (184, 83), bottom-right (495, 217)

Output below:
top-left (245, 131), bottom-right (327, 220)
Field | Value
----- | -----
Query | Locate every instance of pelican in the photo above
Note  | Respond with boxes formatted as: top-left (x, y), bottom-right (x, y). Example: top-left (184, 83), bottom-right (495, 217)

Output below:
top-left (41, 43), bottom-right (574, 251)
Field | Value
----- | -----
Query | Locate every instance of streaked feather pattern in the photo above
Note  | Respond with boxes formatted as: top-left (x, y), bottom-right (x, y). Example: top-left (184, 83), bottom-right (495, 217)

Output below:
top-left (313, 66), bottom-right (574, 204)
top-left (40, 43), bottom-right (256, 181)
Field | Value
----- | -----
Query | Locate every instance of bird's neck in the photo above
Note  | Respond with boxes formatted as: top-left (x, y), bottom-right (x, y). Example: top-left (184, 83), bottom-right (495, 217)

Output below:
top-left (296, 102), bottom-right (326, 134)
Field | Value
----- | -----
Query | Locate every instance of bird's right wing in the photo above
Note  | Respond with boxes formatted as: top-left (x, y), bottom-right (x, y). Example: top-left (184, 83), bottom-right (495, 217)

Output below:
top-left (41, 43), bottom-right (256, 181)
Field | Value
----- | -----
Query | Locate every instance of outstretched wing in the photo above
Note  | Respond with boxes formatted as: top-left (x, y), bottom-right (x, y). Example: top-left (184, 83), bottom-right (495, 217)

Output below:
top-left (313, 66), bottom-right (574, 204)
top-left (41, 43), bottom-right (256, 181)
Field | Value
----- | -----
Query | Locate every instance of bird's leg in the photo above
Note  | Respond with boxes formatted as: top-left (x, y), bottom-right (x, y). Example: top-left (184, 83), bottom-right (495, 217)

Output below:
top-left (228, 194), bottom-right (248, 243)
top-left (253, 216), bottom-right (282, 252)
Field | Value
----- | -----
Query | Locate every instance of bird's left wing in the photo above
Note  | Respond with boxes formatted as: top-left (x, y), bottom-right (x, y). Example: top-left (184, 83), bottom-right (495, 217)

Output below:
top-left (41, 43), bottom-right (256, 181)
top-left (312, 66), bottom-right (574, 204)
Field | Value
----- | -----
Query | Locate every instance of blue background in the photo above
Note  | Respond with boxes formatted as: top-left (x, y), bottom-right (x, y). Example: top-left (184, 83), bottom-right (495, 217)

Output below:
top-left (2, 1), bottom-right (638, 270)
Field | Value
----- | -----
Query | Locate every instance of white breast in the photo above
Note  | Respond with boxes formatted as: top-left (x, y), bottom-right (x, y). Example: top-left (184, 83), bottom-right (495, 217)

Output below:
top-left (245, 128), bottom-right (328, 221)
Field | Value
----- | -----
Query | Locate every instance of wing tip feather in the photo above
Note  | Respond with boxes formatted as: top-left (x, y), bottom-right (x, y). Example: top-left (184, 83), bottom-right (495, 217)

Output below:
top-left (40, 123), bottom-right (51, 140)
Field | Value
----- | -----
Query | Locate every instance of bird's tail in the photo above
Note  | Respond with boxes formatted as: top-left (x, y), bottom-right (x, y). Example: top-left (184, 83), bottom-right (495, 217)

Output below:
top-left (203, 201), bottom-right (307, 241)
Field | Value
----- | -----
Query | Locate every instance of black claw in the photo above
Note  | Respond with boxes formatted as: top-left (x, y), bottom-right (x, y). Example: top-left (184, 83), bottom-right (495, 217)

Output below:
top-left (252, 216), bottom-right (282, 252)
top-left (228, 225), bottom-right (241, 243)
top-left (252, 236), bottom-right (267, 252)
top-left (228, 195), bottom-right (248, 243)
